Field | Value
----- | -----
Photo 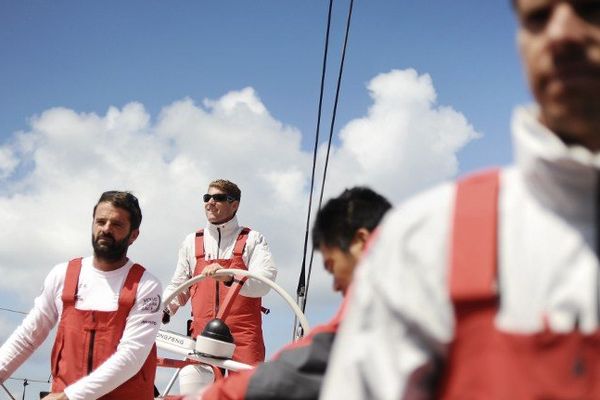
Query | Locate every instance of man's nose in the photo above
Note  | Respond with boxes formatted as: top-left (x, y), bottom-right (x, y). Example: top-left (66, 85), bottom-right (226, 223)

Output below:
top-left (546, 4), bottom-right (587, 45)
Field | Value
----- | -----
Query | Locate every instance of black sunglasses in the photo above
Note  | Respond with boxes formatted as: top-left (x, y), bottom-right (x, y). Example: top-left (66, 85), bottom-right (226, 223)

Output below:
top-left (203, 193), bottom-right (236, 203)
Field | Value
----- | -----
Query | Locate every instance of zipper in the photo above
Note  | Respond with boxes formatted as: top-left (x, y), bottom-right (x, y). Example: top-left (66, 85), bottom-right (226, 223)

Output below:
top-left (87, 312), bottom-right (96, 374)
top-left (215, 228), bottom-right (222, 316)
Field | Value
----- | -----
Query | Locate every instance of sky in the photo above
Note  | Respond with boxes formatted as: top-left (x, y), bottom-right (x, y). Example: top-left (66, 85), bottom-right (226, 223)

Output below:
top-left (0, 1), bottom-right (529, 398)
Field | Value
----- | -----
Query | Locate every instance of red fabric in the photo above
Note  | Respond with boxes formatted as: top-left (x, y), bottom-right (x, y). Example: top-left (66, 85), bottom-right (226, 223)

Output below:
top-left (216, 276), bottom-right (248, 320)
top-left (449, 169), bottom-right (499, 302)
top-left (50, 258), bottom-right (157, 399)
top-left (200, 370), bottom-right (253, 400)
top-left (439, 170), bottom-right (600, 399)
top-left (190, 228), bottom-right (265, 365)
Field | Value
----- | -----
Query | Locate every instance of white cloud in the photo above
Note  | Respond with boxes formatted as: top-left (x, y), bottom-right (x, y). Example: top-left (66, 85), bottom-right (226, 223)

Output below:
top-left (0, 69), bottom-right (480, 388)
top-left (323, 69), bottom-right (480, 201)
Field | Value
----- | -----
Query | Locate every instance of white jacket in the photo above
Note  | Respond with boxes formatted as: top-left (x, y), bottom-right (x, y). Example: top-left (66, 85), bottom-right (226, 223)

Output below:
top-left (321, 106), bottom-right (600, 399)
top-left (163, 215), bottom-right (277, 315)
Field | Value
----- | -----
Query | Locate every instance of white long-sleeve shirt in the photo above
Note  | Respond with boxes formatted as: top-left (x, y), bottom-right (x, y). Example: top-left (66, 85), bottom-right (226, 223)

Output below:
top-left (0, 257), bottom-right (162, 400)
top-left (163, 215), bottom-right (277, 315)
top-left (321, 105), bottom-right (600, 399)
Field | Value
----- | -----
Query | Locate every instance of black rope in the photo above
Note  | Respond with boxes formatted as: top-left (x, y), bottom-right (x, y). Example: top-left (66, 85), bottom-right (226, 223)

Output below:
top-left (1, 382), bottom-right (17, 400)
top-left (21, 379), bottom-right (27, 400)
top-left (293, 0), bottom-right (335, 340)
top-left (305, 0), bottom-right (355, 311)
top-left (7, 377), bottom-right (50, 384)
top-left (0, 307), bottom-right (27, 315)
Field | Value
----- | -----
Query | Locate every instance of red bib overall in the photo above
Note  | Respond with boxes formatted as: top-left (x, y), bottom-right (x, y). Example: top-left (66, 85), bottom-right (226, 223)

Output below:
top-left (50, 258), bottom-right (157, 399)
top-left (439, 170), bottom-right (600, 399)
top-left (190, 228), bottom-right (265, 365)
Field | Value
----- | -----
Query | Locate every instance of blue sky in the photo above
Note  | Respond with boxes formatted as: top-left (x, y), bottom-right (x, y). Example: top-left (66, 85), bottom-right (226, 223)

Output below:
top-left (1, 1), bottom-right (529, 397)
top-left (2, 1), bottom-right (525, 167)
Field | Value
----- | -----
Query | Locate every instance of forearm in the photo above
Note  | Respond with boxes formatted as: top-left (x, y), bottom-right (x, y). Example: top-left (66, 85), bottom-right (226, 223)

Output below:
top-left (164, 243), bottom-right (194, 315)
top-left (0, 316), bottom-right (50, 380)
top-left (163, 278), bottom-right (191, 315)
top-left (0, 295), bottom-right (56, 381)
top-left (239, 236), bottom-right (277, 298)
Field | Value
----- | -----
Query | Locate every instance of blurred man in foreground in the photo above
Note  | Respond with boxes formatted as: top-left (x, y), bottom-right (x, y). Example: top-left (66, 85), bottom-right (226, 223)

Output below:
top-left (322, 1), bottom-right (600, 398)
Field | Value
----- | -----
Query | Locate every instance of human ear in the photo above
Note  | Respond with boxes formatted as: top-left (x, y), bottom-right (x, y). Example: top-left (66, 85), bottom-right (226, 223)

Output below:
top-left (349, 228), bottom-right (370, 258)
top-left (128, 229), bottom-right (140, 245)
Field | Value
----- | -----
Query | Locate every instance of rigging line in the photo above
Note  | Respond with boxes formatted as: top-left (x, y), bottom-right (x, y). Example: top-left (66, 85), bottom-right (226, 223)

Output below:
top-left (6, 377), bottom-right (49, 384)
top-left (0, 307), bottom-right (27, 315)
top-left (305, 0), bottom-right (355, 306)
top-left (1, 383), bottom-right (16, 400)
top-left (294, 0), bottom-right (335, 335)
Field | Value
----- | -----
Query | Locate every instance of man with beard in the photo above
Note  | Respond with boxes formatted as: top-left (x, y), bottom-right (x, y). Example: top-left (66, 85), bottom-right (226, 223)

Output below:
top-left (0, 191), bottom-right (162, 400)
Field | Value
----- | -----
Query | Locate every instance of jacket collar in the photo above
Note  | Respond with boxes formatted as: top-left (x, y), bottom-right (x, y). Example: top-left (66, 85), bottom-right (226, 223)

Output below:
top-left (206, 215), bottom-right (240, 238)
top-left (513, 105), bottom-right (600, 221)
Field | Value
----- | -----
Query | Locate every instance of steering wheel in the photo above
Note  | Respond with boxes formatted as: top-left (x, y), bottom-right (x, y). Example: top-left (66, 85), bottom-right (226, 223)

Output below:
top-left (162, 269), bottom-right (310, 334)
top-left (156, 269), bottom-right (310, 397)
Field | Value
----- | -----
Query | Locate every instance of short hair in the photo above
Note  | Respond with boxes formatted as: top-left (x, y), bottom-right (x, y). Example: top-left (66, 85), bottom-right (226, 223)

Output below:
top-left (208, 179), bottom-right (241, 201)
top-left (312, 187), bottom-right (392, 252)
top-left (93, 191), bottom-right (142, 231)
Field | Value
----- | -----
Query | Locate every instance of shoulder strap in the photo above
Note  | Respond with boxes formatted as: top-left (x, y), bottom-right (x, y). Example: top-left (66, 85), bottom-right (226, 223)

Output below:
top-left (195, 229), bottom-right (205, 260)
top-left (62, 258), bottom-right (83, 305)
top-left (450, 169), bottom-right (500, 302)
top-left (233, 227), bottom-right (251, 257)
top-left (118, 263), bottom-right (145, 310)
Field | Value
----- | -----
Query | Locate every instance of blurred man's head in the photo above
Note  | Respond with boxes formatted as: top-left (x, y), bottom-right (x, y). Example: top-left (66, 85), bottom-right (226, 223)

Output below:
top-left (515, 0), bottom-right (600, 150)
top-left (312, 187), bottom-right (391, 294)
top-left (204, 179), bottom-right (241, 224)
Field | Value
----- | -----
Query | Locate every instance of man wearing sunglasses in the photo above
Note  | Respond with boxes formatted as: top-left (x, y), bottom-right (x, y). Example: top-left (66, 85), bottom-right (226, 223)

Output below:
top-left (163, 179), bottom-right (277, 368)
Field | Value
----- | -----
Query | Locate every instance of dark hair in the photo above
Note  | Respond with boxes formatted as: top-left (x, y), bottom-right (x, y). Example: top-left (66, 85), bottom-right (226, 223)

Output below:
top-left (93, 191), bottom-right (142, 230)
top-left (312, 187), bottom-right (392, 251)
